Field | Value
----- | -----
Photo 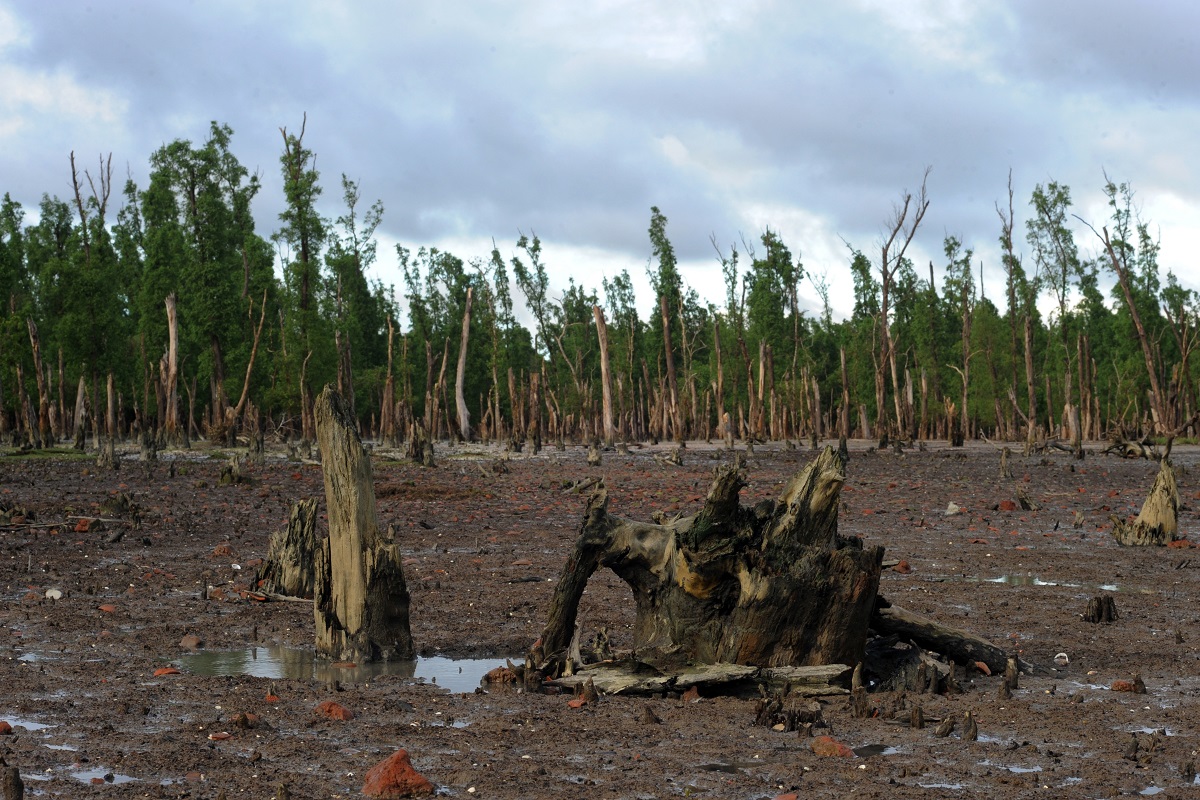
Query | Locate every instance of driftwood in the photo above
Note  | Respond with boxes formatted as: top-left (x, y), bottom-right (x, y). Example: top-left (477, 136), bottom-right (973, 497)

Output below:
top-left (533, 447), bottom-right (882, 675)
top-left (1111, 460), bottom-right (1180, 546)
top-left (313, 386), bottom-right (414, 662)
top-left (1102, 437), bottom-right (1154, 459)
top-left (258, 498), bottom-right (319, 599)
top-left (549, 661), bottom-right (851, 698)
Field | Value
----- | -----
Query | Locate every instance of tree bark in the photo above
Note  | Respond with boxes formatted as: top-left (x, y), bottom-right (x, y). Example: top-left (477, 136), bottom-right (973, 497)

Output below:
top-left (660, 295), bottom-right (682, 443)
top-left (533, 446), bottom-right (882, 673)
top-left (313, 386), bottom-right (414, 662)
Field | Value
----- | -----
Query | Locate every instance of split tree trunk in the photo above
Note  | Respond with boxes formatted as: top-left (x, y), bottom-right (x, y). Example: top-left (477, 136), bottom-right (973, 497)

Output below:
top-left (533, 446), bottom-right (883, 673)
top-left (313, 385), bottom-right (414, 662)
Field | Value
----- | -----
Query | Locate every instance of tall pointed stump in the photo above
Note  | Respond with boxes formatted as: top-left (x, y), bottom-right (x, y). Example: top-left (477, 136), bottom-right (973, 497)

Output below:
top-left (1112, 459), bottom-right (1180, 546)
top-left (314, 386), bottom-right (414, 662)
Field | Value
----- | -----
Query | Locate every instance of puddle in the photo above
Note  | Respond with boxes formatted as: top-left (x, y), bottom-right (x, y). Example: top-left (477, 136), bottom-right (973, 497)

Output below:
top-left (1140, 787), bottom-right (1164, 796)
top-left (1, 716), bottom-right (53, 731)
top-left (180, 645), bottom-right (507, 693)
top-left (918, 783), bottom-right (966, 790)
top-left (852, 743), bottom-right (899, 757)
top-left (71, 766), bottom-right (137, 785)
top-left (44, 743), bottom-right (77, 751)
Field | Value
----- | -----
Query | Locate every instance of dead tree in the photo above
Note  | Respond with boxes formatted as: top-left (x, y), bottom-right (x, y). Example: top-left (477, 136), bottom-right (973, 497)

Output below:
top-left (454, 286), bottom-right (473, 441)
top-left (164, 293), bottom-right (182, 445)
top-left (594, 305), bottom-right (616, 447)
top-left (313, 386), bottom-right (414, 662)
top-left (1111, 460), bottom-right (1180, 546)
top-left (533, 447), bottom-right (883, 673)
top-left (259, 498), bottom-right (319, 599)
top-left (96, 373), bottom-right (117, 470)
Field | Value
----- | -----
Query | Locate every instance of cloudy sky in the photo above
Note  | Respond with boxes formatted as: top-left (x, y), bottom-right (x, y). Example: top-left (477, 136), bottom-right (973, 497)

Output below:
top-left (2, 0), bottom-right (1197, 322)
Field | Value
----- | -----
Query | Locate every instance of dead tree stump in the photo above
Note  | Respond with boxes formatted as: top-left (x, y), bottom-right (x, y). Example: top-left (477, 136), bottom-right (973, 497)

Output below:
top-left (259, 498), bottom-right (318, 599)
top-left (1112, 460), bottom-right (1180, 546)
top-left (1084, 594), bottom-right (1118, 623)
top-left (314, 386), bottom-right (414, 662)
top-left (0, 757), bottom-right (22, 800)
top-left (533, 446), bottom-right (883, 673)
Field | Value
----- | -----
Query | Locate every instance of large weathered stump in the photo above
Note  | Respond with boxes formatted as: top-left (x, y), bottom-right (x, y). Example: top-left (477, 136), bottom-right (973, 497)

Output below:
top-left (1112, 460), bottom-right (1180, 546)
top-left (534, 446), bottom-right (882, 673)
top-left (314, 386), bottom-right (414, 662)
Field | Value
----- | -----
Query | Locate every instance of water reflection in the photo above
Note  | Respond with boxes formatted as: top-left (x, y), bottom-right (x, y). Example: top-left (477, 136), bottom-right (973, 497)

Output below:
top-left (181, 645), bottom-right (505, 693)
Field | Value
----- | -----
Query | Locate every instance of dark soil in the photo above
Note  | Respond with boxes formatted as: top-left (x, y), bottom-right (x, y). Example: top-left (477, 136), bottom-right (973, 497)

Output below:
top-left (2, 439), bottom-right (1199, 798)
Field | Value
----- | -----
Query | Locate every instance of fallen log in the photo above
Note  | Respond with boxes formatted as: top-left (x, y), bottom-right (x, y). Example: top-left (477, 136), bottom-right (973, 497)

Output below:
top-left (870, 596), bottom-right (1042, 675)
top-left (549, 661), bottom-right (851, 698)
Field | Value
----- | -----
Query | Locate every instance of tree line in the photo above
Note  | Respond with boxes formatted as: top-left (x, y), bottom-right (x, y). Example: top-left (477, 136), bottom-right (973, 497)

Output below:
top-left (1, 120), bottom-right (1196, 456)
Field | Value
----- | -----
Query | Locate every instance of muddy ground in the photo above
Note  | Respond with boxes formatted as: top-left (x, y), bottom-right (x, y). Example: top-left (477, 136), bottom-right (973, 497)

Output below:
top-left (1, 438), bottom-right (1199, 799)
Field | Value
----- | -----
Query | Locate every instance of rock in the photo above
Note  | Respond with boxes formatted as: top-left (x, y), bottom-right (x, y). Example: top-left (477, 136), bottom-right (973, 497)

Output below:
top-left (44, 588), bottom-right (63, 601)
top-left (810, 735), bottom-right (854, 757)
top-left (362, 749), bottom-right (435, 798)
top-left (179, 634), bottom-right (204, 650)
top-left (998, 500), bottom-right (1018, 512)
top-left (0, 721), bottom-right (11, 735)
top-left (1110, 677), bottom-right (1147, 694)
top-left (944, 502), bottom-right (962, 516)
top-left (315, 701), bottom-right (354, 721)
top-left (892, 560), bottom-right (912, 574)
top-left (482, 666), bottom-right (518, 684)
top-left (681, 685), bottom-right (701, 703)
top-left (153, 667), bottom-right (181, 677)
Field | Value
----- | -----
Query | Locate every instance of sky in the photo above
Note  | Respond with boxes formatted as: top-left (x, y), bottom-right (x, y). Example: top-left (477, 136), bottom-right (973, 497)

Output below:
top-left (2, 0), bottom-right (1198, 324)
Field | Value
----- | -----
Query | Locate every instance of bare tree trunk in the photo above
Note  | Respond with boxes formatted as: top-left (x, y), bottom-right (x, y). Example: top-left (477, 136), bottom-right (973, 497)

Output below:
top-left (163, 293), bottom-right (182, 444)
top-left (455, 287), bottom-right (473, 441)
top-left (593, 305), bottom-right (616, 447)
top-left (224, 290), bottom-right (268, 440)
top-left (97, 373), bottom-right (117, 469)
top-left (1023, 313), bottom-right (1037, 449)
top-left (313, 386), bottom-right (414, 662)
top-left (25, 318), bottom-right (49, 447)
top-left (527, 371), bottom-right (542, 454)
top-left (381, 317), bottom-right (397, 447)
top-left (660, 295), bottom-right (682, 443)
top-left (839, 347), bottom-right (851, 442)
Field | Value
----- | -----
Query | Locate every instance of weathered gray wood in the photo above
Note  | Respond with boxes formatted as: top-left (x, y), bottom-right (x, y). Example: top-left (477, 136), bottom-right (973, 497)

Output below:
top-left (314, 385), bottom-right (414, 662)
top-left (550, 661), bottom-right (850, 698)
top-left (871, 599), bottom-right (1037, 675)
top-left (534, 447), bottom-right (882, 674)
top-left (1112, 460), bottom-right (1179, 546)
top-left (259, 498), bottom-right (318, 599)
